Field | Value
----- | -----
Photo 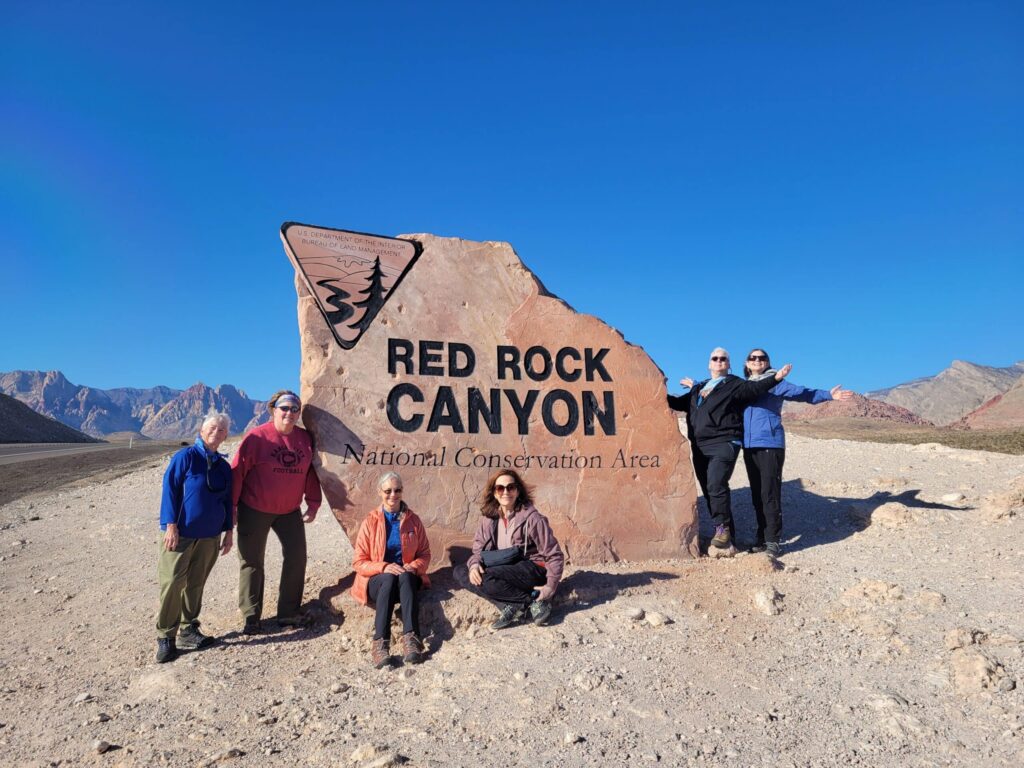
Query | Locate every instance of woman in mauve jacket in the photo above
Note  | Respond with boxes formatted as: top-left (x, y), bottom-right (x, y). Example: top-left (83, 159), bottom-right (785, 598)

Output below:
top-left (667, 347), bottom-right (792, 552)
top-left (741, 347), bottom-right (853, 557)
top-left (351, 471), bottom-right (431, 669)
top-left (468, 469), bottom-right (564, 631)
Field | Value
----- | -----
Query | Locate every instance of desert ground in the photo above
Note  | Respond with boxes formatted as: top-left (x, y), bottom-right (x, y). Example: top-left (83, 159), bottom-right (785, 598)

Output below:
top-left (0, 434), bottom-right (1021, 767)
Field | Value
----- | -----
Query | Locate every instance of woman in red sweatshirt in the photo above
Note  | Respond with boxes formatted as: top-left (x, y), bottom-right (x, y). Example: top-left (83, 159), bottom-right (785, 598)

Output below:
top-left (231, 390), bottom-right (322, 633)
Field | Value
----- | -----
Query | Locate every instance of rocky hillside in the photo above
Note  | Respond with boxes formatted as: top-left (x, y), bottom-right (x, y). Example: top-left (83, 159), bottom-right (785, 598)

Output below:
top-left (0, 392), bottom-right (101, 443)
top-left (957, 378), bottom-right (1024, 430)
top-left (0, 370), bottom-right (268, 439)
top-left (867, 360), bottom-right (1024, 426)
top-left (785, 393), bottom-right (932, 425)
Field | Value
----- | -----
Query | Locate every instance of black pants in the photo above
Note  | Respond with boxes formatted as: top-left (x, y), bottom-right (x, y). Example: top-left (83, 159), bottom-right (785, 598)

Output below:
top-left (237, 504), bottom-right (307, 620)
top-left (743, 447), bottom-right (785, 545)
top-left (367, 571), bottom-right (421, 641)
top-left (691, 441), bottom-right (741, 535)
top-left (480, 560), bottom-right (546, 607)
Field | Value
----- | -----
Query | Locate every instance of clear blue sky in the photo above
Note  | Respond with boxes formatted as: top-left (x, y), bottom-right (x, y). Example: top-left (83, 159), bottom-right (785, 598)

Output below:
top-left (3, 1), bottom-right (1021, 400)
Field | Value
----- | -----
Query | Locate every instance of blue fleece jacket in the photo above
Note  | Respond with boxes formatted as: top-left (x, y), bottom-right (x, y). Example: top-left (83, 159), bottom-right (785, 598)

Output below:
top-left (159, 438), bottom-right (233, 538)
top-left (742, 380), bottom-right (833, 449)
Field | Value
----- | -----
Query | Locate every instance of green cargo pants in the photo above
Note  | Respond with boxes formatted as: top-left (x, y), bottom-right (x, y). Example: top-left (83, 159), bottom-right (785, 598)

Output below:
top-left (156, 535), bottom-right (220, 639)
top-left (236, 504), bottom-right (307, 621)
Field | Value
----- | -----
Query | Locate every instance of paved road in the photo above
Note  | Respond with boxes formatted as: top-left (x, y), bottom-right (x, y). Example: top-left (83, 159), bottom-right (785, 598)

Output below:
top-left (0, 442), bottom-right (133, 466)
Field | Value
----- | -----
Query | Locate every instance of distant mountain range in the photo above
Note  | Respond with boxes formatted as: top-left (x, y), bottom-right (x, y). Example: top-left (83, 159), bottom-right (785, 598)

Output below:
top-left (788, 359), bottom-right (1024, 430)
top-left (0, 370), bottom-right (269, 440)
top-left (0, 392), bottom-right (100, 443)
top-left (866, 360), bottom-right (1024, 426)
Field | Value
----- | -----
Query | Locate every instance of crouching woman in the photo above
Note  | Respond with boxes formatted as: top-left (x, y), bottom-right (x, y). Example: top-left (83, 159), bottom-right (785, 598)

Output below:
top-left (468, 470), bottom-right (564, 630)
top-left (351, 472), bottom-right (431, 668)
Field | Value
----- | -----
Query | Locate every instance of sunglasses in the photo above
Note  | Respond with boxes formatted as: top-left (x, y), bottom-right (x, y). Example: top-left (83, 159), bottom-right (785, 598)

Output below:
top-left (747, 355), bottom-right (768, 362)
top-left (494, 483), bottom-right (518, 493)
top-left (382, 488), bottom-right (403, 495)
top-left (710, 356), bottom-right (729, 362)
top-left (276, 405), bottom-right (300, 413)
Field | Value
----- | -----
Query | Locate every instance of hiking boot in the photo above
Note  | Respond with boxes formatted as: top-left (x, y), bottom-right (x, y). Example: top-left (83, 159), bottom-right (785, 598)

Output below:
top-left (528, 599), bottom-right (552, 626)
top-left (765, 542), bottom-right (782, 558)
top-left (490, 604), bottom-right (525, 631)
top-left (370, 638), bottom-right (393, 669)
top-left (242, 616), bottom-right (262, 635)
top-left (178, 623), bottom-right (215, 650)
top-left (400, 631), bottom-right (424, 664)
top-left (155, 637), bottom-right (178, 664)
top-left (710, 525), bottom-right (731, 549)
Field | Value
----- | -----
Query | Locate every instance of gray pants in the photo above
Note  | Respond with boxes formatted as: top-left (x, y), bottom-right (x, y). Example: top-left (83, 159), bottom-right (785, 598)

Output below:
top-left (156, 535), bottom-right (220, 639)
top-left (236, 504), bottom-right (307, 620)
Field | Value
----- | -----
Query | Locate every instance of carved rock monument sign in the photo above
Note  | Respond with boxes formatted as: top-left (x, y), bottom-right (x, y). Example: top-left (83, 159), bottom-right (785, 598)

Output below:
top-left (282, 223), bottom-right (698, 565)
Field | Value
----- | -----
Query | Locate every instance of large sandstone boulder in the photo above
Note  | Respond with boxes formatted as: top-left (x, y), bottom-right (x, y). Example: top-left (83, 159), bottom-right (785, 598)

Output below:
top-left (283, 224), bottom-right (697, 566)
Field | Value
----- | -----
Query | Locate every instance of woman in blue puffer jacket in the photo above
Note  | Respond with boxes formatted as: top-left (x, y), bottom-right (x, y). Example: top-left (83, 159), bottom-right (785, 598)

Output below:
top-left (742, 348), bottom-right (853, 556)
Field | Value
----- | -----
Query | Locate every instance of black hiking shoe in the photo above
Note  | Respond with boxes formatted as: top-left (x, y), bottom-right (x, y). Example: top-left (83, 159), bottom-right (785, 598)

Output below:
top-left (490, 604), bottom-right (525, 630)
top-left (178, 623), bottom-right (215, 650)
top-left (242, 616), bottom-right (262, 635)
top-left (528, 599), bottom-right (552, 626)
top-left (765, 542), bottom-right (782, 558)
top-left (156, 637), bottom-right (178, 663)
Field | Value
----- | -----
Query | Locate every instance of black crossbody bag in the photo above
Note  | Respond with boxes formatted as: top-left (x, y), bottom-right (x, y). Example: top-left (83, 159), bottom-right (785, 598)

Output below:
top-left (480, 518), bottom-right (529, 567)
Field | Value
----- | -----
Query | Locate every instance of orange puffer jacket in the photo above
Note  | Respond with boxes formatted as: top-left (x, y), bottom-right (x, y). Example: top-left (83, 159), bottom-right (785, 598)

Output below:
top-left (350, 505), bottom-right (431, 606)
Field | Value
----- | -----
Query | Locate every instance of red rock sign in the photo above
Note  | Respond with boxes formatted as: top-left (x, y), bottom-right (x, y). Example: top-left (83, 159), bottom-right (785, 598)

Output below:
top-left (282, 223), bottom-right (698, 566)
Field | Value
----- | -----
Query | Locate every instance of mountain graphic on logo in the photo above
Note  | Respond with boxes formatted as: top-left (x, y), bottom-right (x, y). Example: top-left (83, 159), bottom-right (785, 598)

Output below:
top-left (281, 223), bottom-right (422, 350)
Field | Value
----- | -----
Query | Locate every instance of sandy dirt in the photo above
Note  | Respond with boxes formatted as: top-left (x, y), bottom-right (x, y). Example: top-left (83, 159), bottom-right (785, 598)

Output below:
top-left (0, 434), bottom-right (1021, 767)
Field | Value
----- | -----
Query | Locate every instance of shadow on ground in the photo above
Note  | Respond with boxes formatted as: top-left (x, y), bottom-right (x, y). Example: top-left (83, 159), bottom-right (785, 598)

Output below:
top-left (697, 479), bottom-right (965, 555)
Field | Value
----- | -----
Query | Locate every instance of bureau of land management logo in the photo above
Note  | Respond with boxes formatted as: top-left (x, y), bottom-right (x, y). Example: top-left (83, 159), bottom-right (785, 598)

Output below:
top-left (281, 222), bottom-right (422, 350)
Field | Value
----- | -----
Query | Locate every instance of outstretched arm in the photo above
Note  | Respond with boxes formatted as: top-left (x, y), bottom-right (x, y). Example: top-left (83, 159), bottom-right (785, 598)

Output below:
top-left (830, 385), bottom-right (854, 401)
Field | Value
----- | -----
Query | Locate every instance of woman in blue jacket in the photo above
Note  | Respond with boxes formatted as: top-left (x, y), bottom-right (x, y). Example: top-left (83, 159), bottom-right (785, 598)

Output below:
top-left (742, 348), bottom-right (853, 556)
top-left (156, 413), bottom-right (234, 663)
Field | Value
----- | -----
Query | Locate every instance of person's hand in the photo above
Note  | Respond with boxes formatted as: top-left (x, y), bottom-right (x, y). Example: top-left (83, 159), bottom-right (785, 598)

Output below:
top-left (302, 508), bottom-right (318, 524)
top-left (403, 563), bottom-right (418, 573)
top-left (469, 563), bottom-right (484, 586)
top-left (774, 364), bottom-right (792, 381)
top-left (830, 385), bottom-right (854, 401)
top-left (383, 563), bottom-right (405, 576)
top-left (680, 377), bottom-right (695, 389)
top-left (163, 524), bottom-right (179, 552)
top-left (220, 529), bottom-right (233, 556)
top-left (536, 585), bottom-right (554, 601)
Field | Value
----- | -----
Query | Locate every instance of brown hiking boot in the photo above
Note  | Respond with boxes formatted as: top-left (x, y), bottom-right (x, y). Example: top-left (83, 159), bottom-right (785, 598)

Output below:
top-left (400, 631), bottom-right (424, 664)
top-left (370, 638), bottom-right (392, 669)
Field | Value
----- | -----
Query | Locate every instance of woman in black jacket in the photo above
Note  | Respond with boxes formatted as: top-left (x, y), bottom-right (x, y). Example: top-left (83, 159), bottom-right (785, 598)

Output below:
top-left (668, 348), bottom-right (791, 551)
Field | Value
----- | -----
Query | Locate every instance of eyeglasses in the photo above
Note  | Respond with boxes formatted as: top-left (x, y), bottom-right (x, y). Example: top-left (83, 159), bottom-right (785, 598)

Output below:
top-left (494, 483), bottom-right (518, 493)
top-left (710, 356), bottom-right (729, 362)
top-left (747, 355), bottom-right (768, 362)
top-left (382, 488), bottom-right (403, 495)
top-left (276, 405), bottom-right (300, 413)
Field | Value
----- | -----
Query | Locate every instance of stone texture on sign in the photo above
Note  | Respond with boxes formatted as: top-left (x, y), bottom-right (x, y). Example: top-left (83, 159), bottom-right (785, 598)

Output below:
top-left (292, 232), bottom-right (698, 565)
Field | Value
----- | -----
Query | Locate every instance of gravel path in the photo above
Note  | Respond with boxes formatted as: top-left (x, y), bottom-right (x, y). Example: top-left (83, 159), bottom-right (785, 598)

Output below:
top-left (0, 435), bottom-right (1021, 766)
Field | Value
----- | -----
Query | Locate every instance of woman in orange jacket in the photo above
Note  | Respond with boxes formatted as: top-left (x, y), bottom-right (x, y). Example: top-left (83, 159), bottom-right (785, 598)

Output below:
top-left (351, 471), bottom-right (431, 668)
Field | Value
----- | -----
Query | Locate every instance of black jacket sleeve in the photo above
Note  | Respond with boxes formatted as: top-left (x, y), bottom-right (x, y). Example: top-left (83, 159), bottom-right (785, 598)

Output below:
top-left (666, 391), bottom-right (692, 412)
top-left (732, 375), bottom-right (782, 404)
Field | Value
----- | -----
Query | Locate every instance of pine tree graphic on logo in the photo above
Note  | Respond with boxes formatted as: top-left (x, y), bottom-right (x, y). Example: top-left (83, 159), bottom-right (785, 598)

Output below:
top-left (281, 223), bottom-right (422, 350)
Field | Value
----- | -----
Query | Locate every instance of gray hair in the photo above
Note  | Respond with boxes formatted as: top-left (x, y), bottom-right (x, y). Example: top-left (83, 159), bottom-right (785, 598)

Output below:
top-left (378, 471), bottom-right (402, 490)
top-left (201, 412), bottom-right (230, 431)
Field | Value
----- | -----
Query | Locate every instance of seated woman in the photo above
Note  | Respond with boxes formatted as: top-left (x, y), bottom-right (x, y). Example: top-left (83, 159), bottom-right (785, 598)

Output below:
top-left (468, 470), bottom-right (564, 630)
top-left (351, 471), bottom-right (431, 668)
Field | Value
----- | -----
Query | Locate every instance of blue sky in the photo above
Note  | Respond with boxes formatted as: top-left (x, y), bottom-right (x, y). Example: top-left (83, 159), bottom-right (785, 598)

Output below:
top-left (3, 1), bottom-right (1021, 400)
